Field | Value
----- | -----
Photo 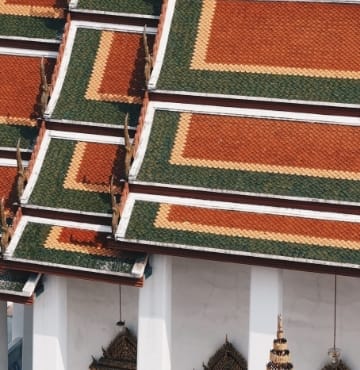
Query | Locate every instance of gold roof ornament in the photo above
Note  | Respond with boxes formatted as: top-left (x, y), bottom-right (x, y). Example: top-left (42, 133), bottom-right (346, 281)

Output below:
top-left (266, 315), bottom-right (294, 370)
top-left (89, 326), bottom-right (137, 370)
top-left (202, 336), bottom-right (247, 370)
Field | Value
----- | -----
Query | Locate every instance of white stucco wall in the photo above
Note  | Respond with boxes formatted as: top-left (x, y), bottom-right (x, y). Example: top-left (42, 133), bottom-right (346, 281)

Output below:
top-left (284, 270), bottom-right (360, 370)
top-left (66, 278), bottom-right (138, 370)
top-left (171, 257), bottom-right (250, 370)
top-left (59, 260), bottom-right (360, 370)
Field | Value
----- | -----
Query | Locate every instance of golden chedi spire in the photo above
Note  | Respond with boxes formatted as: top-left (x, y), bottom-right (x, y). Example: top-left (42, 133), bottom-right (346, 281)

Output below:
top-left (267, 315), bottom-right (294, 370)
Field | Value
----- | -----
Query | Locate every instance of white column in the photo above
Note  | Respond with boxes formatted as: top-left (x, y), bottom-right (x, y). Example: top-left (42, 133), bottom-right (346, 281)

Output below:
top-left (137, 255), bottom-right (172, 370)
top-left (22, 305), bottom-right (33, 370)
top-left (12, 304), bottom-right (24, 342)
top-left (248, 267), bottom-right (283, 370)
top-left (0, 301), bottom-right (8, 370)
top-left (33, 276), bottom-right (67, 370)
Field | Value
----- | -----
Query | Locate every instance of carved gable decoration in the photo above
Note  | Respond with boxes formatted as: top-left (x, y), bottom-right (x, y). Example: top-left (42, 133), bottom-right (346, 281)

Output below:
top-left (89, 327), bottom-right (137, 370)
top-left (203, 337), bottom-right (247, 370)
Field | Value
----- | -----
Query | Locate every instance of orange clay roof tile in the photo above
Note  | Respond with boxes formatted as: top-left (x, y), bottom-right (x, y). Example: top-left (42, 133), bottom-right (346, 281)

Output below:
top-left (0, 55), bottom-right (55, 126)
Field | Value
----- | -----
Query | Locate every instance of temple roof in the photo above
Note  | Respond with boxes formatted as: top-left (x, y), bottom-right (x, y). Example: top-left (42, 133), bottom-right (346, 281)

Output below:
top-left (1, 0), bottom-right (360, 281)
top-left (0, 0), bottom-right (66, 40)
top-left (0, 269), bottom-right (41, 303)
top-left (151, 0), bottom-right (360, 106)
top-left (21, 130), bottom-right (125, 214)
top-left (131, 102), bottom-right (360, 204)
top-left (46, 22), bottom-right (155, 127)
top-left (116, 193), bottom-right (360, 269)
top-left (70, 0), bottom-right (162, 17)
top-left (4, 216), bottom-right (147, 284)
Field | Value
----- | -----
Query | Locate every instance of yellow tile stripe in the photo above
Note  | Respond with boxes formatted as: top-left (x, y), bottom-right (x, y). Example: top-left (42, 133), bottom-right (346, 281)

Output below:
top-left (0, 116), bottom-right (35, 126)
top-left (0, 0), bottom-right (63, 18)
top-left (44, 226), bottom-right (119, 257)
top-left (190, 0), bottom-right (360, 79)
top-left (169, 113), bottom-right (360, 180)
top-left (154, 204), bottom-right (360, 250)
top-left (85, 31), bottom-right (142, 104)
top-left (63, 142), bottom-right (109, 193)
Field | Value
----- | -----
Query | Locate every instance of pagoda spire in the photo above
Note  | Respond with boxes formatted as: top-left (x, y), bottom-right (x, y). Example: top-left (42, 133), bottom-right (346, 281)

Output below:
top-left (266, 315), bottom-right (294, 370)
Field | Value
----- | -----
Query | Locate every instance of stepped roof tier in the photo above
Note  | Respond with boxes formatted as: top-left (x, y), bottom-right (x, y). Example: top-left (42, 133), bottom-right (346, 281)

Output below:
top-left (130, 102), bottom-right (360, 204)
top-left (0, 0), bottom-right (66, 40)
top-left (21, 130), bottom-right (126, 215)
top-left (150, 0), bottom-right (360, 107)
top-left (69, 0), bottom-right (162, 17)
top-left (45, 21), bottom-right (156, 127)
top-left (115, 193), bottom-right (360, 270)
top-left (0, 49), bottom-right (56, 150)
top-left (3, 216), bottom-right (146, 285)
top-left (0, 269), bottom-right (41, 304)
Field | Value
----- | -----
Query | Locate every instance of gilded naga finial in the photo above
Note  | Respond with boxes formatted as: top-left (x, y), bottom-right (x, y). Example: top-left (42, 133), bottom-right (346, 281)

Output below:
top-left (124, 114), bottom-right (134, 180)
top-left (0, 198), bottom-right (12, 256)
top-left (16, 139), bottom-right (28, 200)
top-left (143, 25), bottom-right (152, 84)
top-left (40, 57), bottom-right (50, 117)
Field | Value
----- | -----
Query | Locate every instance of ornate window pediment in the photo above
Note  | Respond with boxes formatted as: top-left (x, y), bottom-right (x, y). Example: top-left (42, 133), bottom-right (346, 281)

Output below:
top-left (202, 337), bottom-right (247, 370)
top-left (89, 327), bottom-right (137, 370)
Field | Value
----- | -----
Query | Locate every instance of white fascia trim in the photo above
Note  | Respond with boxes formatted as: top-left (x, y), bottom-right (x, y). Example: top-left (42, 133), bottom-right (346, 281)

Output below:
top-left (148, 0), bottom-right (177, 89)
top-left (0, 159), bottom-right (28, 167)
top-left (115, 193), bottom-right (360, 241)
top-left (20, 130), bottom-right (51, 204)
top-left (68, 0), bottom-right (78, 9)
top-left (0, 47), bottom-right (57, 58)
top-left (45, 22), bottom-right (78, 117)
top-left (46, 118), bottom-right (136, 130)
top-left (22, 273), bottom-right (42, 296)
top-left (45, 21), bottom-right (157, 118)
top-left (115, 193), bottom-right (137, 238)
top-left (131, 254), bottom-right (148, 277)
top-left (129, 179), bottom-right (360, 208)
top-left (48, 129), bottom-right (124, 144)
top-left (129, 100), bottom-right (360, 180)
top-left (0, 35), bottom-right (60, 44)
top-left (70, 8), bottom-right (160, 19)
top-left (69, 20), bottom-right (157, 34)
top-left (152, 89), bottom-right (360, 110)
top-left (117, 237), bottom-right (360, 270)
top-left (129, 102), bottom-right (157, 179)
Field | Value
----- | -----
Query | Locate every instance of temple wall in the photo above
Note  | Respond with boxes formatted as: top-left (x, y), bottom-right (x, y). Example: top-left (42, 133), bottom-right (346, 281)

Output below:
top-left (171, 257), bottom-right (250, 370)
top-left (60, 261), bottom-right (360, 369)
top-left (66, 278), bottom-right (138, 370)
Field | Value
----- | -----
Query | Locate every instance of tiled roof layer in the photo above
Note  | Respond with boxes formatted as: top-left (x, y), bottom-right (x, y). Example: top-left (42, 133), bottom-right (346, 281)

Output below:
top-left (28, 138), bottom-right (124, 213)
top-left (0, 166), bottom-right (17, 211)
top-left (124, 199), bottom-right (360, 266)
top-left (51, 28), bottom-right (153, 125)
top-left (13, 222), bottom-right (139, 273)
top-left (156, 0), bottom-right (360, 104)
top-left (135, 110), bottom-right (360, 202)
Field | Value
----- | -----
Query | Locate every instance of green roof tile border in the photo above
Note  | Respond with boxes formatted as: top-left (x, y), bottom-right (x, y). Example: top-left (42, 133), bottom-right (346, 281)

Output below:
top-left (116, 193), bottom-right (360, 269)
top-left (0, 271), bottom-right (41, 297)
top-left (130, 101), bottom-right (360, 206)
top-left (20, 130), bottom-right (124, 214)
top-left (45, 21), bottom-right (157, 126)
top-left (0, 14), bottom-right (65, 41)
top-left (149, 0), bottom-right (360, 108)
top-left (5, 215), bottom-right (147, 278)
